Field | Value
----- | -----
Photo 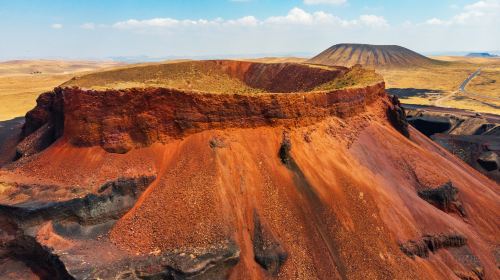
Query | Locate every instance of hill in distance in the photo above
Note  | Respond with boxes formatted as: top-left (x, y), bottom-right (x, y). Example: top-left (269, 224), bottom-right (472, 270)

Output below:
top-left (308, 43), bottom-right (443, 69)
top-left (466, 52), bottom-right (499, 58)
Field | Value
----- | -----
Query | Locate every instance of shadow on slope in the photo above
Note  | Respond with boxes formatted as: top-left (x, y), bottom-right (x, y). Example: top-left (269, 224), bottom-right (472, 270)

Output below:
top-left (0, 117), bottom-right (24, 167)
top-left (387, 88), bottom-right (445, 99)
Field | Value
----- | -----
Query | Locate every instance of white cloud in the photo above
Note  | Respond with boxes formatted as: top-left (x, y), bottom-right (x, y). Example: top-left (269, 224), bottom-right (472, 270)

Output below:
top-left (304, 0), bottom-right (347, 5)
top-left (114, 18), bottom-right (180, 28)
top-left (265, 9), bottom-right (385, 27)
top-left (51, 23), bottom-right (63, 29)
top-left (114, 17), bottom-right (262, 29)
top-left (425, 18), bottom-right (445, 25)
top-left (80, 22), bottom-right (95, 30)
top-left (359, 15), bottom-right (388, 27)
top-left (424, 0), bottom-right (500, 26)
top-left (226, 16), bottom-right (259, 26)
top-left (111, 7), bottom-right (387, 30)
top-left (464, 0), bottom-right (500, 10)
top-left (266, 7), bottom-right (317, 24)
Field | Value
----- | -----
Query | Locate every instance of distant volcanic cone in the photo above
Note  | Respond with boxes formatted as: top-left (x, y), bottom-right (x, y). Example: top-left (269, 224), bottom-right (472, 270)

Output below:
top-left (308, 43), bottom-right (442, 69)
top-left (0, 60), bottom-right (498, 280)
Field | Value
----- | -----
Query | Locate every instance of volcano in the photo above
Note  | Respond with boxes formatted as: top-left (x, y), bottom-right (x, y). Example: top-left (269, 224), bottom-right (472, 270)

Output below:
top-left (308, 44), bottom-right (441, 69)
top-left (0, 60), bottom-right (498, 280)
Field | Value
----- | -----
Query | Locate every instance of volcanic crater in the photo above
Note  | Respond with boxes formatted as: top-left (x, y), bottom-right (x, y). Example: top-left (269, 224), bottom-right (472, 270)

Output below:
top-left (21, 60), bottom-right (383, 153)
top-left (0, 60), bottom-right (498, 280)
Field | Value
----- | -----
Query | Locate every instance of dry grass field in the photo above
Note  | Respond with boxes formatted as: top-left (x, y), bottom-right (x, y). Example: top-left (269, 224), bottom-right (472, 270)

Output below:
top-left (379, 56), bottom-right (500, 114)
top-left (466, 68), bottom-right (500, 98)
top-left (239, 56), bottom-right (307, 64)
top-left (62, 60), bottom-right (266, 94)
top-left (0, 74), bottom-right (73, 121)
top-left (0, 60), bottom-right (123, 121)
top-left (0, 60), bottom-right (123, 76)
top-left (63, 60), bottom-right (382, 95)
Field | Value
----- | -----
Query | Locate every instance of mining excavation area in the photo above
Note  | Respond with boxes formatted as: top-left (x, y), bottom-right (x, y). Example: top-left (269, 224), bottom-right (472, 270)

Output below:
top-left (0, 60), bottom-right (498, 279)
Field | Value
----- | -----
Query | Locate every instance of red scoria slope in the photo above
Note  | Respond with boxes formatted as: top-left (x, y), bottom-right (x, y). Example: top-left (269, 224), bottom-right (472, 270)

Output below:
top-left (0, 60), bottom-right (498, 280)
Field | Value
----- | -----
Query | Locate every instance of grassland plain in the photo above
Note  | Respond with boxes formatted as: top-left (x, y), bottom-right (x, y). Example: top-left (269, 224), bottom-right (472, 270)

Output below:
top-left (467, 69), bottom-right (500, 96)
top-left (0, 60), bottom-right (123, 121)
top-left (379, 56), bottom-right (500, 114)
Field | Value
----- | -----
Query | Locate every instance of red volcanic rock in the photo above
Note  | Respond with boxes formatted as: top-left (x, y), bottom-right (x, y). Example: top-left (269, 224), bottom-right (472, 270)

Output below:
top-left (242, 63), bottom-right (343, 92)
top-left (64, 83), bottom-right (385, 153)
top-left (21, 92), bottom-right (54, 138)
top-left (400, 233), bottom-right (467, 258)
top-left (417, 181), bottom-right (466, 216)
top-left (387, 95), bottom-right (409, 137)
top-left (21, 91), bottom-right (63, 139)
top-left (1, 61), bottom-right (498, 280)
top-left (21, 61), bottom-right (386, 153)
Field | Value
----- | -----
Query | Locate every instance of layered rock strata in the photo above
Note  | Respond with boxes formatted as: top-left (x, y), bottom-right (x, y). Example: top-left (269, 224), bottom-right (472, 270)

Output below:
top-left (21, 83), bottom-right (386, 153)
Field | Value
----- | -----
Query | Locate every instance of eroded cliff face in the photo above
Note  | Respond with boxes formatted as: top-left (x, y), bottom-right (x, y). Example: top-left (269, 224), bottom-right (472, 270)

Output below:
top-left (21, 83), bottom-right (386, 153)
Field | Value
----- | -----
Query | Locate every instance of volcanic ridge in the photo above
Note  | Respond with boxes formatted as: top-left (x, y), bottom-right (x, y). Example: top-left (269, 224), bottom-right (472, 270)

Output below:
top-left (308, 43), bottom-right (442, 69)
top-left (0, 60), bottom-right (498, 280)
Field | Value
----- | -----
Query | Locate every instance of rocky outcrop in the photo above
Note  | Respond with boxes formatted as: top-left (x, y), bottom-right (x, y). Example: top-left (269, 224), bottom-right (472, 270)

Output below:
top-left (21, 91), bottom-right (60, 138)
top-left (123, 242), bottom-right (240, 280)
top-left (401, 235), bottom-right (485, 280)
top-left (16, 90), bottom-right (64, 159)
top-left (417, 181), bottom-right (466, 217)
top-left (387, 95), bottom-right (410, 137)
top-left (6, 234), bottom-right (73, 280)
top-left (278, 131), bottom-right (292, 165)
top-left (406, 108), bottom-right (500, 182)
top-left (0, 175), bottom-right (241, 279)
top-left (21, 83), bottom-right (386, 153)
top-left (0, 209), bottom-right (73, 280)
top-left (16, 122), bottom-right (56, 158)
top-left (0, 176), bottom-right (156, 228)
top-left (433, 134), bottom-right (500, 182)
top-left (400, 233), bottom-right (467, 258)
top-left (253, 212), bottom-right (288, 276)
top-left (0, 117), bottom-right (24, 166)
top-left (406, 109), bottom-right (499, 137)
top-left (477, 151), bottom-right (499, 171)
top-left (1, 210), bottom-right (239, 280)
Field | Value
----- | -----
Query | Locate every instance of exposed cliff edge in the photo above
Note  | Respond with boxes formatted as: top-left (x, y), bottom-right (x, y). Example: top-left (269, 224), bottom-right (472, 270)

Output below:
top-left (19, 60), bottom-right (387, 153)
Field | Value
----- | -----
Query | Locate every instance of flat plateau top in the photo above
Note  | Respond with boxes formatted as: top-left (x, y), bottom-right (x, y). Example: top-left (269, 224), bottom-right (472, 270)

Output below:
top-left (61, 60), bottom-right (382, 94)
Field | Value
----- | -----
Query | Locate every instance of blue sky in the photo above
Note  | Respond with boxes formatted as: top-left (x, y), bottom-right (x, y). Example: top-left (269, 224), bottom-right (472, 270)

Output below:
top-left (0, 0), bottom-right (499, 59)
